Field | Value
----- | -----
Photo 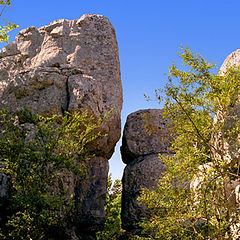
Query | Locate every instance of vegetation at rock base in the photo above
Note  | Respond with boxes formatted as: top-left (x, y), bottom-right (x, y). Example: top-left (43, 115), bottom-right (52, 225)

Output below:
top-left (0, 108), bottom-right (104, 239)
top-left (97, 174), bottom-right (123, 240)
top-left (0, 0), bottom-right (18, 43)
top-left (137, 47), bottom-right (240, 239)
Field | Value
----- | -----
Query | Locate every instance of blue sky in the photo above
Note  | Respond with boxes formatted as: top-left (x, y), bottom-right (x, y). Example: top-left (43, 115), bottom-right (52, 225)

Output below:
top-left (2, 0), bottom-right (240, 180)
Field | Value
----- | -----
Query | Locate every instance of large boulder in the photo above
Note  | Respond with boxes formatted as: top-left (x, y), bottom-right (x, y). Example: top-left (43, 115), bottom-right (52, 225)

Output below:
top-left (0, 14), bottom-right (122, 239)
top-left (121, 109), bottom-right (173, 233)
top-left (121, 109), bottom-right (173, 164)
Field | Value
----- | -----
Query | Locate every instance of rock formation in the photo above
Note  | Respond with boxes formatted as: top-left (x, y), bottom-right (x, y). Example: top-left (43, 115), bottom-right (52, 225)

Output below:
top-left (213, 49), bottom-right (240, 167)
top-left (120, 109), bottom-right (173, 234)
top-left (120, 50), bottom-right (240, 238)
top-left (0, 14), bottom-right (122, 239)
top-left (212, 50), bottom-right (240, 239)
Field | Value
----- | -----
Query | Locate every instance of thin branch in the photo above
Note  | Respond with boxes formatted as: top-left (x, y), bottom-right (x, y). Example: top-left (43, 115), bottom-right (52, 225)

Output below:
top-left (0, 5), bottom-right (6, 19)
top-left (228, 172), bottom-right (240, 179)
top-left (173, 95), bottom-right (218, 152)
top-left (203, 174), bottom-right (220, 238)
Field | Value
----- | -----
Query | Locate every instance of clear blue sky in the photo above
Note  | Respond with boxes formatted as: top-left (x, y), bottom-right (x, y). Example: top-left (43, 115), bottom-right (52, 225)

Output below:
top-left (2, 0), bottom-right (240, 180)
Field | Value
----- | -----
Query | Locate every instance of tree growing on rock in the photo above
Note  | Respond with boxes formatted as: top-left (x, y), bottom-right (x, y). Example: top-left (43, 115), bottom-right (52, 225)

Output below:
top-left (0, 0), bottom-right (18, 43)
top-left (0, 108), bottom-right (104, 239)
top-left (138, 47), bottom-right (240, 239)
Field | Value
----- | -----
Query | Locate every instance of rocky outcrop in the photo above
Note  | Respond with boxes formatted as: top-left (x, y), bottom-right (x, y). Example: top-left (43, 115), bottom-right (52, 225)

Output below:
top-left (212, 50), bottom-right (240, 167)
top-left (212, 50), bottom-right (240, 239)
top-left (120, 109), bottom-right (173, 234)
top-left (120, 49), bottom-right (240, 238)
top-left (219, 49), bottom-right (240, 73)
top-left (190, 162), bottom-right (240, 209)
top-left (0, 14), bottom-right (122, 239)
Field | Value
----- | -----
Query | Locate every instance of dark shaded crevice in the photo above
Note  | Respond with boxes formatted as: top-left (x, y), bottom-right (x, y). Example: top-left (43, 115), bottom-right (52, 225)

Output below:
top-left (65, 76), bottom-right (70, 113)
top-left (58, 67), bottom-right (83, 115)
top-left (61, 75), bottom-right (71, 116)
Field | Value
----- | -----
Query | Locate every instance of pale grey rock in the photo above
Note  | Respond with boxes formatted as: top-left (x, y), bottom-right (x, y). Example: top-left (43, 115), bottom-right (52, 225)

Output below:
top-left (190, 163), bottom-right (239, 208)
top-left (0, 14), bottom-right (122, 157)
top-left (212, 106), bottom-right (240, 166)
top-left (121, 109), bottom-right (173, 234)
top-left (220, 49), bottom-right (240, 73)
top-left (204, 50), bottom-right (240, 238)
top-left (0, 14), bottom-right (122, 239)
top-left (212, 50), bottom-right (240, 167)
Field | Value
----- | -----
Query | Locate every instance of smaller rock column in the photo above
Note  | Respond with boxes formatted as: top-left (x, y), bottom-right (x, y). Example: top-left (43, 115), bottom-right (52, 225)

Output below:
top-left (120, 109), bottom-right (173, 234)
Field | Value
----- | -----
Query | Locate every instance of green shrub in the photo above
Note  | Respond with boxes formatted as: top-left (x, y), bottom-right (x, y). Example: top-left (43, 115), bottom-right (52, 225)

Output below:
top-left (138, 47), bottom-right (240, 239)
top-left (97, 175), bottom-right (123, 240)
top-left (0, 108), bottom-right (103, 239)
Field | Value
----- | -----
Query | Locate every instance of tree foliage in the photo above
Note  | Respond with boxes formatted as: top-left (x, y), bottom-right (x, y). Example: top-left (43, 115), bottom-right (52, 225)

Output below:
top-left (0, 108), bottom-right (104, 239)
top-left (138, 47), bottom-right (240, 239)
top-left (0, 0), bottom-right (18, 43)
top-left (97, 174), bottom-right (123, 240)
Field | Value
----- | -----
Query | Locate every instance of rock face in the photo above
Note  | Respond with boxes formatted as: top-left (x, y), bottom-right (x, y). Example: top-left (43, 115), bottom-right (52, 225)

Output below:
top-left (0, 170), bottom-right (10, 224)
top-left (121, 109), bottom-right (173, 233)
top-left (194, 50), bottom-right (240, 239)
top-left (213, 49), bottom-right (240, 167)
top-left (190, 162), bottom-right (240, 210)
top-left (220, 49), bottom-right (240, 73)
top-left (211, 50), bottom-right (240, 239)
top-left (0, 14), bottom-right (122, 239)
top-left (121, 109), bottom-right (173, 164)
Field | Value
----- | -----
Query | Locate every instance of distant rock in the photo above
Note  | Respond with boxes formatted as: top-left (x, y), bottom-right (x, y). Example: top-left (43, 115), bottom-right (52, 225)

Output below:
top-left (212, 49), bottom-right (240, 168)
top-left (0, 14), bottom-right (122, 239)
top-left (220, 49), bottom-right (240, 73)
top-left (198, 49), bottom-right (240, 239)
top-left (121, 109), bottom-right (173, 234)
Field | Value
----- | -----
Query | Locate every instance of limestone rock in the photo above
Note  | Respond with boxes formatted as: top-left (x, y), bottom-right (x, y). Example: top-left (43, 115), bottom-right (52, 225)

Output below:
top-left (205, 50), bottom-right (240, 238)
top-left (212, 50), bottom-right (240, 167)
top-left (190, 163), bottom-right (240, 209)
top-left (0, 14), bottom-right (122, 239)
top-left (121, 109), bottom-right (172, 233)
top-left (0, 14), bottom-right (122, 157)
top-left (220, 49), bottom-right (240, 73)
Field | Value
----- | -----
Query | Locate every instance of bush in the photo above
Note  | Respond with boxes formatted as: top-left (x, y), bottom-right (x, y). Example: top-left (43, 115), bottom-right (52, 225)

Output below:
top-left (0, 108), bottom-right (103, 239)
top-left (97, 175), bottom-right (123, 240)
top-left (138, 47), bottom-right (240, 239)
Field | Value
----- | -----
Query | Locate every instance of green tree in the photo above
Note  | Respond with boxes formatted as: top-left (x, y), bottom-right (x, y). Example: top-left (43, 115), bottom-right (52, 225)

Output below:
top-left (97, 174), bottom-right (123, 240)
top-left (0, 0), bottom-right (18, 43)
top-left (138, 47), bottom-right (240, 239)
top-left (0, 108), bottom-right (104, 239)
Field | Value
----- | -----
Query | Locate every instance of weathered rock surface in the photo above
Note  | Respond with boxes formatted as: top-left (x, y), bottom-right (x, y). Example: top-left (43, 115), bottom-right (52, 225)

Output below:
top-left (0, 14), bottom-right (122, 239)
top-left (121, 109), bottom-right (172, 233)
top-left (190, 162), bottom-right (240, 209)
top-left (213, 49), bottom-right (240, 167)
top-left (220, 49), bottom-right (240, 73)
top-left (121, 109), bottom-right (173, 164)
top-left (202, 50), bottom-right (240, 239)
